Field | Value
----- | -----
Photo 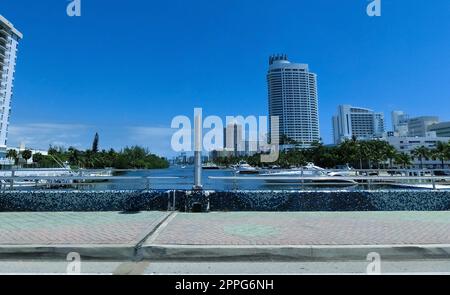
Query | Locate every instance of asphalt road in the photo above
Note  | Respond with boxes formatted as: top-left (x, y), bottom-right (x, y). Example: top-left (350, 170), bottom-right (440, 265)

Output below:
top-left (1, 259), bottom-right (450, 275)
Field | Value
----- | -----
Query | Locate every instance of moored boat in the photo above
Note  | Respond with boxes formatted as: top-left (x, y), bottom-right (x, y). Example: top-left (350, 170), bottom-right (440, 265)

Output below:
top-left (260, 163), bottom-right (357, 186)
top-left (234, 161), bottom-right (259, 175)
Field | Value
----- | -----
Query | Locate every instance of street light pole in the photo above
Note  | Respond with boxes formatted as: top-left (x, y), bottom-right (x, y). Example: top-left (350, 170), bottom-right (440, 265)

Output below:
top-left (193, 108), bottom-right (203, 190)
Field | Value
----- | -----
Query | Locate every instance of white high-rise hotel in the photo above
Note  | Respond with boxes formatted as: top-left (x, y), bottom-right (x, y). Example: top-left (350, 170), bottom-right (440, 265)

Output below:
top-left (0, 15), bottom-right (22, 154)
top-left (267, 55), bottom-right (320, 147)
top-left (332, 105), bottom-right (385, 144)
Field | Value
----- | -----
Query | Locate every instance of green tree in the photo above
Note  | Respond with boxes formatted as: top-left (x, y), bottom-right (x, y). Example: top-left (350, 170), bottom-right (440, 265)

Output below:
top-left (92, 132), bottom-right (99, 153)
top-left (412, 146), bottom-right (430, 169)
top-left (68, 147), bottom-right (80, 167)
top-left (338, 139), bottom-right (359, 167)
top-left (21, 149), bottom-right (33, 164)
top-left (32, 153), bottom-right (45, 164)
top-left (280, 135), bottom-right (298, 145)
top-left (395, 153), bottom-right (412, 169)
top-left (6, 149), bottom-right (18, 162)
top-left (358, 140), bottom-right (373, 169)
top-left (431, 141), bottom-right (449, 169)
top-left (384, 144), bottom-right (398, 169)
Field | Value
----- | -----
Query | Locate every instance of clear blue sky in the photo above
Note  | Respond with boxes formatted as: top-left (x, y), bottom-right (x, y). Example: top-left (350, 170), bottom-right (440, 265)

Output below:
top-left (1, 0), bottom-right (449, 157)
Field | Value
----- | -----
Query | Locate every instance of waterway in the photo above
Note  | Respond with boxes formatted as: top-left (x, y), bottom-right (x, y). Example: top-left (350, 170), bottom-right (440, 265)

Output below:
top-left (90, 166), bottom-right (413, 191)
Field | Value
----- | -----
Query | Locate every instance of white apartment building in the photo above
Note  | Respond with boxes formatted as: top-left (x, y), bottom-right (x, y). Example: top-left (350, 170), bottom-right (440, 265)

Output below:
top-left (391, 110), bottom-right (409, 136)
top-left (267, 55), bottom-right (320, 148)
top-left (386, 135), bottom-right (450, 168)
top-left (429, 122), bottom-right (450, 138)
top-left (332, 105), bottom-right (385, 144)
top-left (407, 116), bottom-right (439, 137)
top-left (0, 15), bottom-right (22, 156)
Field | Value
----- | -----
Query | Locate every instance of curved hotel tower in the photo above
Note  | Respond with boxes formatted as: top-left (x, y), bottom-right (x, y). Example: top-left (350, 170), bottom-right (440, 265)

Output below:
top-left (0, 15), bottom-right (22, 155)
top-left (267, 55), bottom-right (320, 148)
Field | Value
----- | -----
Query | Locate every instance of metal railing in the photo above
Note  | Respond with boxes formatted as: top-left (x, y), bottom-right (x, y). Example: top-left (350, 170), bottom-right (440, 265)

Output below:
top-left (0, 170), bottom-right (181, 191)
top-left (209, 175), bottom-right (450, 190)
top-left (0, 167), bottom-right (449, 191)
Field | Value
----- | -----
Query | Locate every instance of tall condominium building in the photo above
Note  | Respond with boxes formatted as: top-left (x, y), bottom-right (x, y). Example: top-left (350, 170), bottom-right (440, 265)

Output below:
top-left (267, 54), bottom-right (320, 147)
top-left (391, 110), bottom-right (409, 136)
top-left (0, 15), bottom-right (22, 152)
top-left (223, 123), bottom-right (243, 157)
top-left (332, 105), bottom-right (385, 144)
top-left (407, 116), bottom-right (440, 137)
top-left (428, 121), bottom-right (450, 137)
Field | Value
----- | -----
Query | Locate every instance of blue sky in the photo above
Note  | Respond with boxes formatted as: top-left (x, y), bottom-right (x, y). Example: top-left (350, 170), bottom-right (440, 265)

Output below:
top-left (1, 0), bottom-right (449, 157)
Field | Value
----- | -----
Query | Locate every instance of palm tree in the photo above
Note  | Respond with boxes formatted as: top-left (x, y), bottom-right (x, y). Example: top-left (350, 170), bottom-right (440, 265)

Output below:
top-left (384, 144), bottom-right (398, 169)
top-left (358, 141), bottom-right (373, 169)
top-left (431, 141), bottom-right (449, 169)
top-left (412, 146), bottom-right (430, 169)
top-left (68, 147), bottom-right (80, 167)
top-left (6, 149), bottom-right (18, 164)
top-left (21, 150), bottom-right (33, 164)
top-left (339, 138), bottom-right (360, 168)
top-left (395, 153), bottom-right (412, 169)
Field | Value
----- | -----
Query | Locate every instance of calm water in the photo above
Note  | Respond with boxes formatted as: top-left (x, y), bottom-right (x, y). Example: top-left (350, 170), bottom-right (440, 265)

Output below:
top-left (89, 166), bottom-right (406, 191)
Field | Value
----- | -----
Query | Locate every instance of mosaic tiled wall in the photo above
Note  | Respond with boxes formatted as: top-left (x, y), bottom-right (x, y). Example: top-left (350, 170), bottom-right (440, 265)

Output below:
top-left (0, 190), bottom-right (449, 212)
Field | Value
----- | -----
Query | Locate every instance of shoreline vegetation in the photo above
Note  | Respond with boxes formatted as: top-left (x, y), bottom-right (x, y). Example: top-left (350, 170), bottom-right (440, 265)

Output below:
top-left (24, 145), bottom-right (170, 170)
top-left (27, 145), bottom-right (170, 170)
top-left (213, 138), bottom-right (450, 170)
top-left (7, 133), bottom-right (169, 170)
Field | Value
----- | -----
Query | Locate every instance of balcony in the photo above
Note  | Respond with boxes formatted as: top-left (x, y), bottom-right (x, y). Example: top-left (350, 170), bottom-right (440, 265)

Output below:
top-left (0, 30), bottom-right (7, 40)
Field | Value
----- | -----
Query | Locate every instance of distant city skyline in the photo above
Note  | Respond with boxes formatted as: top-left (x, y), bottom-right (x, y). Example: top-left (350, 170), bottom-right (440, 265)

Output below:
top-left (0, 1), bottom-right (449, 157)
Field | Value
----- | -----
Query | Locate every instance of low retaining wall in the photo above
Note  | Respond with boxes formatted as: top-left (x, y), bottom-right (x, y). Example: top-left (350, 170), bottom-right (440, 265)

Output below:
top-left (0, 190), bottom-right (449, 212)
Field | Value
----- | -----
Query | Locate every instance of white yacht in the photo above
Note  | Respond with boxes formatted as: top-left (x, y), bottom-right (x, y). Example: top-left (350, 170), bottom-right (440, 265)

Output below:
top-left (260, 163), bottom-right (357, 186)
top-left (234, 161), bottom-right (259, 175)
top-left (0, 167), bottom-right (113, 189)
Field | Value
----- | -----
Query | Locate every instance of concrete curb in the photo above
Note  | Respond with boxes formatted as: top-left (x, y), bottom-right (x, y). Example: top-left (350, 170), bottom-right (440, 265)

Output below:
top-left (0, 244), bottom-right (136, 260)
top-left (140, 244), bottom-right (450, 261)
top-left (1, 244), bottom-right (450, 261)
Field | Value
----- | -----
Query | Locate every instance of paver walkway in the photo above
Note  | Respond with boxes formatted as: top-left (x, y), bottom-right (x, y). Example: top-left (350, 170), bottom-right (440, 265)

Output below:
top-left (1, 211), bottom-right (450, 247)
top-left (148, 212), bottom-right (450, 246)
top-left (0, 212), bottom-right (169, 245)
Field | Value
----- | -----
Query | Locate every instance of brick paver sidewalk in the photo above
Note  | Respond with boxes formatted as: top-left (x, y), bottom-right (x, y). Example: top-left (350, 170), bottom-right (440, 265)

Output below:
top-left (150, 212), bottom-right (450, 246)
top-left (2, 211), bottom-right (450, 247)
top-left (0, 212), bottom-right (169, 245)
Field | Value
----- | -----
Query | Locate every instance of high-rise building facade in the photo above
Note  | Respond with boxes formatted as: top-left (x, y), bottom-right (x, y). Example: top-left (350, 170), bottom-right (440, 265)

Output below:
top-left (429, 122), bottom-right (450, 137)
top-left (224, 123), bottom-right (243, 157)
top-left (267, 55), bottom-right (320, 147)
top-left (391, 111), bottom-right (409, 136)
top-left (332, 105), bottom-right (385, 144)
top-left (407, 116), bottom-right (439, 137)
top-left (0, 15), bottom-right (22, 152)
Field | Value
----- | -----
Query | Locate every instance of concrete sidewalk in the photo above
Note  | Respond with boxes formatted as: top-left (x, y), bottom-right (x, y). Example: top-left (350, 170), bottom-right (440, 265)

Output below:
top-left (1, 211), bottom-right (450, 260)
